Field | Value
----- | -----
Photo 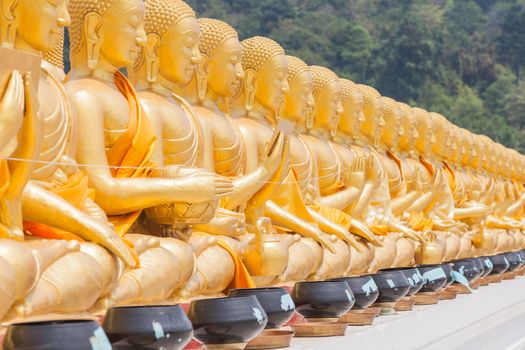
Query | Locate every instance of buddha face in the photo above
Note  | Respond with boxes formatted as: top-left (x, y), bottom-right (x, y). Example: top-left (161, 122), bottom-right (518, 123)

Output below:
top-left (206, 37), bottom-right (244, 98)
top-left (283, 70), bottom-right (314, 123)
top-left (254, 54), bottom-right (289, 113)
top-left (399, 113), bottom-right (418, 151)
top-left (415, 120), bottom-right (435, 156)
top-left (339, 94), bottom-right (364, 140)
top-left (99, 0), bottom-right (146, 69)
top-left (14, 0), bottom-right (70, 51)
top-left (381, 108), bottom-right (402, 149)
top-left (314, 80), bottom-right (343, 135)
top-left (361, 99), bottom-right (384, 145)
top-left (158, 16), bottom-right (200, 85)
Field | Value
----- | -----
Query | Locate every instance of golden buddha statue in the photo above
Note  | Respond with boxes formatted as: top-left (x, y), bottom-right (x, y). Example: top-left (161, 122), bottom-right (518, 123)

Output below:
top-left (230, 37), bottom-right (340, 276)
top-left (65, 0), bottom-right (235, 307)
top-left (330, 78), bottom-right (379, 275)
top-left (0, 0), bottom-right (143, 320)
top-left (352, 84), bottom-right (427, 269)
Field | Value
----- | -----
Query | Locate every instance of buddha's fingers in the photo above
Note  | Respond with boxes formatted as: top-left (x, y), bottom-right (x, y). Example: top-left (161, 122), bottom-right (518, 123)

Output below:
top-left (350, 219), bottom-right (383, 247)
top-left (97, 236), bottom-right (137, 268)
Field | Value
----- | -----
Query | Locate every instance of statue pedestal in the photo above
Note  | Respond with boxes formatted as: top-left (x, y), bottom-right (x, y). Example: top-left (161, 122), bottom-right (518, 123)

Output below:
top-left (286, 276), bottom-right (525, 349)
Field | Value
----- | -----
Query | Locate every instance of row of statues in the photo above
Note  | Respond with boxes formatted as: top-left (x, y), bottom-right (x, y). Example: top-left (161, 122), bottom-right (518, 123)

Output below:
top-left (1, 0), bottom-right (524, 321)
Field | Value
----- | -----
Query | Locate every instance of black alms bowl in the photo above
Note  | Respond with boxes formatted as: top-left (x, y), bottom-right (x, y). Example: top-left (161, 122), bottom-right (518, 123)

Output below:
top-left (488, 254), bottom-right (510, 275)
top-left (329, 276), bottom-right (379, 310)
top-left (371, 270), bottom-right (411, 303)
top-left (188, 296), bottom-right (267, 347)
top-left (102, 305), bottom-right (193, 350)
top-left (451, 259), bottom-right (481, 283)
top-left (3, 320), bottom-right (106, 350)
top-left (439, 263), bottom-right (455, 288)
top-left (380, 268), bottom-right (424, 296)
top-left (417, 265), bottom-right (448, 292)
top-left (472, 258), bottom-right (487, 279)
top-left (228, 287), bottom-right (295, 329)
top-left (291, 281), bottom-right (355, 318)
top-left (477, 257), bottom-right (494, 277)
top-left (505, 252), bottom-right (523, 272)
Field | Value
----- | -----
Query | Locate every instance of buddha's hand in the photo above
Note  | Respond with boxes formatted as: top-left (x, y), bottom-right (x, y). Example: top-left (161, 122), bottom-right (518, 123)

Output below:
top-left (347, 154), bottom-right (366, 189)
top-left (194, 210), bottom-right (246, 237)
top-left (364, 153), bottom-right (383, 189)
top-left (413, 168), bottom-right (423, 192)
top-left (262, 132), bottom-right (287, 176)
top-left (0, 71), bottom-right (24, 150)
top-left (430, 169), bottom-right (447, 192)
top-left (174, 168), bottom-right (234, 202)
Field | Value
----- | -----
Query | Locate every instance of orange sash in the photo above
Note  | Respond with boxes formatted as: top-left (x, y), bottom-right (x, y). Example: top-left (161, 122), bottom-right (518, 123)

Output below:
top-left (106, 72), bottom-right (157, 236)
top-left (217, 240), bottom-right (256, 291)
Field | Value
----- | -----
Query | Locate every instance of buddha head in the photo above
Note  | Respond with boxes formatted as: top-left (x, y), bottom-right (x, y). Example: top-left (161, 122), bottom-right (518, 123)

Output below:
top-left (357, 84), bottom-right (384, 147)
top-left (282, 55), bottom-right (314, 126)
top-left (69, 0), bottom-right (147, 72)
top-left (446, 126), bottom-right (461, 164)
top-left (469, 135), bottom-right (486, 170)
top-left (429, 113), bottom-right (451, 160)
top-left (2, 0), bottom-right (70, 50)
top-left (193, 18), bottom-right (244, 102)
top-left (479, 135), bottom-right (495, 173)
top-left (338, 79), bottom-right (364, 142)
top-left (458, 129), bottom-right (475, 167)
top-left (380, 97), bottom-right (403, 150)
top-left (310, 66), bottom-right (343, 137)
top-left (397, 102), bottom-right (418, 153)
top-left (131, 0), bottom-right (199, 86)
top-left (239, 36), bottom-right (288, 119)
top-left (412, 107), bottom-right (436, 157)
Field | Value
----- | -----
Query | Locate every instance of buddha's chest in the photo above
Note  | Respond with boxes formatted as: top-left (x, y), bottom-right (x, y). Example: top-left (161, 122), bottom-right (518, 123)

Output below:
top-left (33, 75), bottom-right (71, 180)
top-left (303, 135), bottom-right (341, 194)
top-left (103, 90), bottom-right (132, 151)
top-left (290, 135), bottom-right (314, 193)
top-left (161, 106), bottom-right (199, 167)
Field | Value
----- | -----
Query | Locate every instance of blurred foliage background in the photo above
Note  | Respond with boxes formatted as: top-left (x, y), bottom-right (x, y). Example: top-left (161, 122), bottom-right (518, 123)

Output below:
top-left (63, 0), bottom-right (525, 151)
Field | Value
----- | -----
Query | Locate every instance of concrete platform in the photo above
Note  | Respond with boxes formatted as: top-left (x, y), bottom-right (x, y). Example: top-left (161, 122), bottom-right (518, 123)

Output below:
top-left (288, 276), bottom-right (525, 350)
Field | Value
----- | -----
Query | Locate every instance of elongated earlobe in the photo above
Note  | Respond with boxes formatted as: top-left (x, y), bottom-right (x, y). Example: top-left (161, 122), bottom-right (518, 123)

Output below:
top-left (145, 33), bottom-right (160, 83)
top-left (196, 57), bottom-right (208, 102)
top-left (84, 12), bottom-right (102, 71)
top-left (244, 69), bottom-right (256, 111)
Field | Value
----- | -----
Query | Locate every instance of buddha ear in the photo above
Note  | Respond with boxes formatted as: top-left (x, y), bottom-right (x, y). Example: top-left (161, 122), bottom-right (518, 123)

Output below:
top-left (244, 68), bottom-right (256, 111)
top-left (0, 0), bottom-right (17, 47)
top-left (196, 54), bottom-right (209, 102)
top-left (84, 12), bottom-right (102, 71)
top-left (145, 33), bottom-right (160, 83)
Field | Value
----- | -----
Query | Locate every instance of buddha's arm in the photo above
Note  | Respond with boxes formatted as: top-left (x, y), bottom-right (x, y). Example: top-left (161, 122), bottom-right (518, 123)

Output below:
top-left (265, 200), bottom-right (336, 253)
top-left (506, 193), bottom-right (525, 217)
top-left (382, 217), bottom-right (424, 242)
top-left (316, 187), bottom-right (361, 211)
top-left (22, 182), bottom-right (135, 266)
top-left (224, 126), bottom-right (287, 210)
top-left (306, 207), bottom-right (360, 250)
top-left (67, 90), bottom-right (232, 214)
top-left (391, 190), bottom-right (420, 216)
top-left (454, 205), bottom-right (489, 220)
top-left (0, 71), bottom-right (25, 153)
top-left (349, 182), bottom-right (375, 218)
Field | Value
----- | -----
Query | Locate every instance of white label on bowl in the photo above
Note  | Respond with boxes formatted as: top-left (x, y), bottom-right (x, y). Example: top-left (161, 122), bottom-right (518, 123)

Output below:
top-left (504, 257), bottom-right (510, 268)
top-left (361, 279), bottom-right (378, 296)
top-left (422, 268), bottom-right (446, 283)
top-left (485, 259), bottom-right (493, 269)
top-left (252, 307), bottom-right (265, 325)
top-left (407, 277), bottom-right (415, 287)
top-left (345, 289), bottom-right (354, 302)
top-left (280, 294), bottom-right (295, 311)
top-left (413, 272), bottom-right (422, 284)
top-left (451, 271), bottom-right (472, 292)
top-left (152, 320), bottom-right (165, 340)
top-left (386, 279), bottom-right (396, 288)
top-left (89, 327), bottom-right (112, 350)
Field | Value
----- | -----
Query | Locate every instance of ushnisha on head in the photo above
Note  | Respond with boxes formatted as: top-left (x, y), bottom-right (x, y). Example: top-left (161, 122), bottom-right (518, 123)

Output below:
top-left (132, 0), bottom-right (199, 85)
top-left (357, 84), bottom-right (384, 147)
top-left (380, 97), bottom-right (403, 150)
top-left (282, 55), bottom-right (314, 126)
top-left (194, 18), bottom-right (243, 100)
top-left (1, 0), bottom-right (70, 50)
top-left (68, 0), bottom-right (147, 72)
top-left (239, 36), bottom-right (288, 117)
top-left (397, 102), bottom-right (418, 152)
top-left (310, 65), bottom-right (343, 137)
top-left (338, 78), bottom-right (364, 141)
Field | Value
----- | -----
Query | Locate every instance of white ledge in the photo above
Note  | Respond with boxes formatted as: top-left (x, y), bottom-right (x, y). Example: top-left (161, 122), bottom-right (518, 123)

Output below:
top-left (288, 276), bottom-right (525, 350)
